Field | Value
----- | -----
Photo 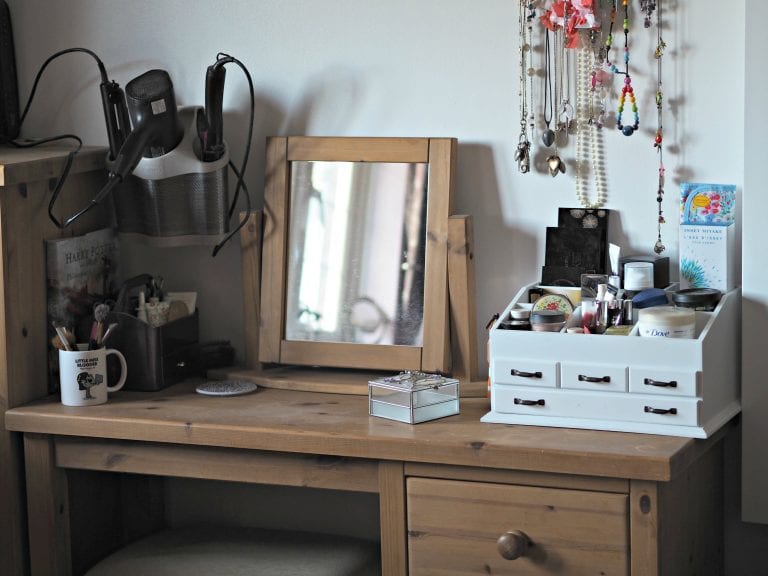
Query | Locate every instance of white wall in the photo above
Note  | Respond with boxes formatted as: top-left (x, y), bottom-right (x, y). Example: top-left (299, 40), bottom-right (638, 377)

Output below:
top-left (8, 0), bottom-right (765, 570)
top-left (8, 0), bottom-right (746, 361)
top-left (742, 0), bottom-right (768, 525)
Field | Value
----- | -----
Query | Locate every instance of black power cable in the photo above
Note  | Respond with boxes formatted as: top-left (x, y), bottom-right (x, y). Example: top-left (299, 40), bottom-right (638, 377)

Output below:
top-left (9, 47), bottom-right (116, 229)
top-left (208, 52), bottom-right (255, 258)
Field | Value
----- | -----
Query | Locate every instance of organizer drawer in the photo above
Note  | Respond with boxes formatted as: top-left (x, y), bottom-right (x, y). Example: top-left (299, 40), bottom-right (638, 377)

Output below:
top-left (629, 367), bottom-right (700, 397)
top-left (407, 477), bottom-right (629, 575)
top-left (561, 362), bottom-right (628, 393)
top-left (492, 358), bottom-right (558, 388)
top-left (493, 387), bottom-right (701, 427)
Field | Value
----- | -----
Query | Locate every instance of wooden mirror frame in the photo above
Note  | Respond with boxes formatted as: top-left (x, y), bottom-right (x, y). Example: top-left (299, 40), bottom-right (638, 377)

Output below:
top-left (256, 136), bottom-right (456, 374)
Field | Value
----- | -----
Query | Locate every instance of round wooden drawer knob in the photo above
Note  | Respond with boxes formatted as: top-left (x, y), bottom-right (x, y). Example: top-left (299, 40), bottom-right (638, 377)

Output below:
top-left (497, 530), bottom-right (531, 560)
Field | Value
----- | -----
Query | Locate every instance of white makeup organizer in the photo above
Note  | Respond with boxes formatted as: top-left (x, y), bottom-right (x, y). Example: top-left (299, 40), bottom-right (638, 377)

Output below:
top-left (483, 283), bottom-right (740, 438)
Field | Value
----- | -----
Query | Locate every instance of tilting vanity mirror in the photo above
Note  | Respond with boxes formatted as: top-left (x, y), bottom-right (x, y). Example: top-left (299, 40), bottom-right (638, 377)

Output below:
top-left (285, 159), bottom-right (428, 348)
top-left (255, 137), bottom-right (457, 376)
top-left (225, 136), bottom-right (485, 394)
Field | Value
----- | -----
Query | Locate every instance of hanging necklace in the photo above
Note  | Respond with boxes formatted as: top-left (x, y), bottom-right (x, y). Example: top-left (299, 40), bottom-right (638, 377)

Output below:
top-left (546, 22), bottom-right (566, 176)
top-left (542, 30), bottom-right (556, 147)
top-left (575, 44), bottom-right (608, 208)
top-left (653, 0), bottom-right (667, 254)
top-left (588, 26), bottom-right (608, 128)
top-left (557, 1), bottom-right (574, 139)
top-left (616, 0), bottom-right (639, 136)
top-left (526, 3), bottom-right (536, 148)
top-left (640, 0), bottom-right (656, 28)
top-left (515, 0), bottom-right (536, 173)
top-left (604, 0), bottom-right (619, 74)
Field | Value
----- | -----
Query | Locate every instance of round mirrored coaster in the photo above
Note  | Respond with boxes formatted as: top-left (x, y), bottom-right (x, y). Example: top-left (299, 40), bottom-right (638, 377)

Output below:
top-left (195, 380), bottom-right (258, 397)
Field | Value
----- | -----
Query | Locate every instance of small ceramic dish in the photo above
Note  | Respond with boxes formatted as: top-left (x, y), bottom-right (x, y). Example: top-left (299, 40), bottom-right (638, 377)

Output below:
top-left (509, 307), bottom-right (531, 320)
top-left (672, 288), bottom-right (721, 311)
top-left (530, 310), bottom-right (566, 332)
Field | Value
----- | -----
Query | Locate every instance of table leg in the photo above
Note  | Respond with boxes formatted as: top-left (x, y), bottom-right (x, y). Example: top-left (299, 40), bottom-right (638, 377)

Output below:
top-left (379, 460), bottom-right (407, 576)
top-left (24, 434), bottom-right (71, 576)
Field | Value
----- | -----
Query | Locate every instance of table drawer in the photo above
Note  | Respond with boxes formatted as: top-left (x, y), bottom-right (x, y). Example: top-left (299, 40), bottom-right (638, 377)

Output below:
top-left (407, 477), bottom-right (629, 575)
top-left (629, 367), bottom-right (700, 397)
top-left (493, 387), bottom-right (701, 427)
top-left (491, 358), bottom-right (558, 388)
top-left (561, 362), bottom-right (627, 393)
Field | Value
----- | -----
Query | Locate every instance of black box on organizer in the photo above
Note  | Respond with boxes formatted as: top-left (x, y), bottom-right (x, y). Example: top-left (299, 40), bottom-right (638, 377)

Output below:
top-left (106, 309), bottom-right (200, 391)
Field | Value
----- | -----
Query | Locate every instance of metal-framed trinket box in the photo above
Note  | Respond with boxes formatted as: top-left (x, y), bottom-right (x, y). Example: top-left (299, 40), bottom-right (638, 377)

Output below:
top-left (368, 371), bottom-right (459, 424)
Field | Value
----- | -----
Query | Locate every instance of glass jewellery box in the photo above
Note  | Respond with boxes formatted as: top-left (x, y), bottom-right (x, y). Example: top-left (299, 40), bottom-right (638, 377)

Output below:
top-left (369, 371), bottom-right (459, 424)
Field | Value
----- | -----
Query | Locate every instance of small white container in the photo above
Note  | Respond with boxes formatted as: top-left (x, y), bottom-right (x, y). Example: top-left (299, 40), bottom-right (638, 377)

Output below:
top-left (637, 306), bottom-right (695, 339)
top-left (624, 262), bottom-right (655, 291)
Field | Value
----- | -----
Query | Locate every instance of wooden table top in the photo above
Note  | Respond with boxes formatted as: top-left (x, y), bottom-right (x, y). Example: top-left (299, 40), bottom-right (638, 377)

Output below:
top-left (4, 380), bottom-right (724, 482)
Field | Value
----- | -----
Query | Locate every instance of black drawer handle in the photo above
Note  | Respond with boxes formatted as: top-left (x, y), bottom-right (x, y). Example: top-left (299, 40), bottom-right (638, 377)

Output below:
top-left (578, 374), bottom-right (611, 383)
top-left (511, 369), bottom-right (542, 379)
top-left (644, 406), bottom-right (678, 416)
top-left (644, 378), bottom-right (678, 388)
top-left (514, 398), bottom-right (545, 407)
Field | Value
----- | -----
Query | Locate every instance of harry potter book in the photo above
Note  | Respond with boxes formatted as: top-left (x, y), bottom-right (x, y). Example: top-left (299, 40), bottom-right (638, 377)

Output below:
top-left (46, 228), bottom-right (119, 388)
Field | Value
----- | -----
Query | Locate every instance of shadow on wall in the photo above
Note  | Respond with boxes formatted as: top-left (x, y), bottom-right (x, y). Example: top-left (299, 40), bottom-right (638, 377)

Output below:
top-left (280, 66), bottom-right (365, 136)
top-left (118, 91), bottom-right (287, 366)
top-left (456, 143), bottom-right (537, 374)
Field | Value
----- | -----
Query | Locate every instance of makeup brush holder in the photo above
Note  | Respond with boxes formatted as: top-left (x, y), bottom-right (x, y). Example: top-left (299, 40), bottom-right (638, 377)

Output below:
top-left (105, 309), bottom-right (200, 391)
top-left (111, 106), bottom-right (230, 246)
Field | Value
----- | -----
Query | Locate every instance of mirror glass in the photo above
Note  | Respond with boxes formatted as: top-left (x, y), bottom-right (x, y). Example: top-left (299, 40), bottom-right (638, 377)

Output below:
top-left (285, 160), bottom-right (429, 346)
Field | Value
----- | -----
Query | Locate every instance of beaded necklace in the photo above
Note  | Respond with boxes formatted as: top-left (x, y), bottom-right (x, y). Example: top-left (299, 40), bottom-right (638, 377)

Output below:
top-left (588, 27), bottom-right (607, 128)
top-left (515, 0), bottom-right (536, 173)
top-left (652, 0), bottom-right (667, 254)
top-left (640, 0), bottom-right (656, 28)
top-left (604, 1), bottom-right (619, 73)
top-left (615, 0), bottom-right (638, 136)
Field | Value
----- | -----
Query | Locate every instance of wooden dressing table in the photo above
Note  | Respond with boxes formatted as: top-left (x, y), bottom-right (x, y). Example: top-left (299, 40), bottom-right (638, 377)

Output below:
top-left (1, 144), bottom-right (729, 575)
top-left (5, 380), bottom-right (728, 576)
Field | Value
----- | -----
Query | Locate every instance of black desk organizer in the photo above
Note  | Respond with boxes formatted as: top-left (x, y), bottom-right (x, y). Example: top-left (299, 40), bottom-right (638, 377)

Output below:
top-left (106, 309), bottom-right (200, 391)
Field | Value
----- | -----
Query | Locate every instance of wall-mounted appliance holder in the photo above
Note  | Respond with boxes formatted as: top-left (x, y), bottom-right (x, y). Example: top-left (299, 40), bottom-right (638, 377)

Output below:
top-left (111, 106), bottom-right (230, 246)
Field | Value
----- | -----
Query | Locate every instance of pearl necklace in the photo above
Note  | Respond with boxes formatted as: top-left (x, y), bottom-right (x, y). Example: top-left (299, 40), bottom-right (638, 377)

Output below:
top-left (574, 45), bottom-right (608, 208)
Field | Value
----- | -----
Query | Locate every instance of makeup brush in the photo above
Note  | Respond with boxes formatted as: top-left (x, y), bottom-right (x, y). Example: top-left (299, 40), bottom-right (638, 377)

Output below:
top-left (52, 323), bottom-right (73, 351)
top-left (101, 322), bottom-right (118, 345)
top-left (89, 303), bottom-right (111, 349)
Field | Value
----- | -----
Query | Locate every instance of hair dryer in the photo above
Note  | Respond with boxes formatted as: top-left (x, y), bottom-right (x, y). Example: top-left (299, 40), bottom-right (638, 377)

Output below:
top-left (107, 69), bottom-right (183, 180)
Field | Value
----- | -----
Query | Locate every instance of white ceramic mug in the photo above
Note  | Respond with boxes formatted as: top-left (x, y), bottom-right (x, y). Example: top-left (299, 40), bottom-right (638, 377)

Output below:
top-left (59, 345), bottom-right (127, 406)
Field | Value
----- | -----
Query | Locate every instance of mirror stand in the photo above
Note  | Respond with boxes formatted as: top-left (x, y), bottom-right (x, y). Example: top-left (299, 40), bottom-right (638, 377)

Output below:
top-left (213, 211), bottom-right (485, 397)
